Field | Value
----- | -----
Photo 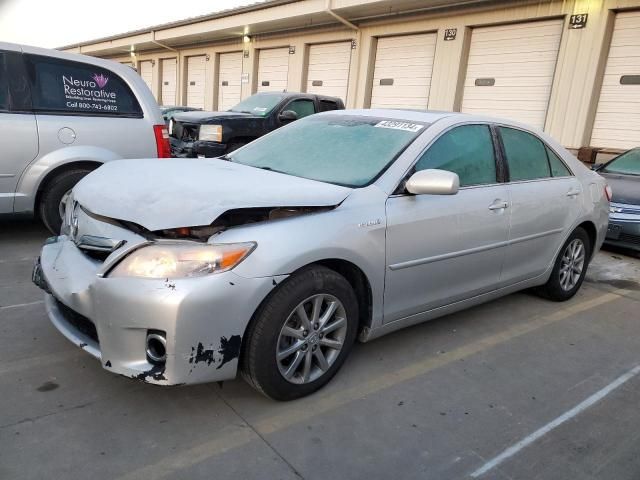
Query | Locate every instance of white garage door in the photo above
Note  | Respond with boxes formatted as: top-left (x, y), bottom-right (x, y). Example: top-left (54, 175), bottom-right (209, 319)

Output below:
top-left (461, 19), bottom-right (563, 129)
top-left (257, 47), bottom-right (290, 92)
top-left (186, 56), bottom-right (206, 109)
top-left (139, 60), bottom-right (153, 92)
top-left (370, 33), bottom-right (437, 110)
top-left (218, 51), bottom-right (243, 111)
top-left (306, 42), bottom-right (352, 102)
top-left (591, 11), bottom-right (640, 150)
top-left (161, 58), bottom-right (177, 106)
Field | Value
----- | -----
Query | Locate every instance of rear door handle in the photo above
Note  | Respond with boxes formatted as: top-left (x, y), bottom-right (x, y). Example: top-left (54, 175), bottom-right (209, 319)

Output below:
top-left (567, 188), bottom-right (581, 197)
top-left (488, 200), bottom-right (509, 211)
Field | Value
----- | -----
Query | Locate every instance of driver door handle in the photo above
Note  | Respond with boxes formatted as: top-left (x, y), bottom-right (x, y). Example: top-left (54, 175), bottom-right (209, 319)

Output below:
top-left (567, 188), bottom-right (581, 197)
top-left (488, 200), bottom-right (509, 211)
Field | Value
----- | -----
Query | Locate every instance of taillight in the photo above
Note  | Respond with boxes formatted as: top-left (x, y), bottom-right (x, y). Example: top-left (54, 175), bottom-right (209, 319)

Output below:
top-left (153, 124), bottom-right (171, 158)
top-left (604, 184), bottom-right (612, 202)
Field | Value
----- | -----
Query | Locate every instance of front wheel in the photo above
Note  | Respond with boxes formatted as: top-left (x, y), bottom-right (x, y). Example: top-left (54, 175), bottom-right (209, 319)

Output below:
top-left (241, 266), bottom-right (358, 401)
top-left (38, 169), bottom-right (93, 234)
top-left (536, 227), bottom-right (591, 301)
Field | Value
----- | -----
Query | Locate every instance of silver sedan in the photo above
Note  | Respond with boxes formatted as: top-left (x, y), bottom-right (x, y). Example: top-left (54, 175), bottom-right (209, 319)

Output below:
top-left (33, 110), bottom-right (611, 400)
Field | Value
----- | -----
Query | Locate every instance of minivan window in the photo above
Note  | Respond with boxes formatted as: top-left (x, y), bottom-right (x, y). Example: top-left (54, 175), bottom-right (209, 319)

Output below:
top-left (0, 53), bottom-right (9, 111)
top-left (500, 127), bottom-right (551, 181)
top-left (415, 125), bottom-right (497, 187)
top-left (24, 54), bottom-right (142, 117)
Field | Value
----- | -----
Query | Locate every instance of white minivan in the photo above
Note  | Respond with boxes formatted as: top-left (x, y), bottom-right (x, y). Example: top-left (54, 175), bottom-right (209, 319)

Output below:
top-left (0, 42), bottom-right (169, 233)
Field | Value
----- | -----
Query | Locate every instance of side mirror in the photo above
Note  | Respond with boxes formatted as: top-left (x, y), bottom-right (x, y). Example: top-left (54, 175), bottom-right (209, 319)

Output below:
top-left (278, 110), bottom-right (298, 122)
top-left (406, 169), bottom-right (460, 195)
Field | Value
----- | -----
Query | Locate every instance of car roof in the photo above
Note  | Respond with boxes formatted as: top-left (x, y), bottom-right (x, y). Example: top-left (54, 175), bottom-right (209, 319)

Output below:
top-left (318, 109), bottom-right (550, 131)
top-left (250, 91), bottom-right (342, 102)
top-left (318, 109), bottom-right (463, 123)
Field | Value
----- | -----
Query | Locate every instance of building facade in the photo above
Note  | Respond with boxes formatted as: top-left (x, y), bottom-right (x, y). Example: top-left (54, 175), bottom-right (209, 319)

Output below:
top-left (61, 0), bottom-right (640, 154)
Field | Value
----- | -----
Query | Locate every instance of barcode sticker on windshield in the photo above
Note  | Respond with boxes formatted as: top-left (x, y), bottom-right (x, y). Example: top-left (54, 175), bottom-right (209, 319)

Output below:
top-left (374, 121), bottom-right (424, 132)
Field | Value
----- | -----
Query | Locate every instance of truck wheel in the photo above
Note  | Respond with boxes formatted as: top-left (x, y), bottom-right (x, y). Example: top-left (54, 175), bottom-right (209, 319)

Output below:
top-left (39, 169), bottom-right (93, 234)
top-left (241, 266), bottom-right (358, 401)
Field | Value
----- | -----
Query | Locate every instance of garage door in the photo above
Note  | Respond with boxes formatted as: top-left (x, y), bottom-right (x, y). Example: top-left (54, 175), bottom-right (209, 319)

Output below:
top-left (139, 60), bottom-right (153, 92)
top-left (161, 58), bottom-right (177, 106)
top-left (218, 51), bottom-right (243, 111)
top-left (257, 47), bottom-right (289, 93)
top-left (186, 56), bottom-right (206, 109)
top-left (461, 19), bottom-right (563, 129)
top-left (370, 33), bottom-right (437, 110)
top-left (306, 42), bottom-right (352, 102)
top-left (591, 11), bottom-right (640, 150)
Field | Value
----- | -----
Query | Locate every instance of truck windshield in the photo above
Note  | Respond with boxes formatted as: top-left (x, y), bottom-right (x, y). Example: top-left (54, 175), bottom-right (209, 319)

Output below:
top-left (228, 115), bottom-right (427, 187)
top-left (229, 94), bottom-right (285, 117)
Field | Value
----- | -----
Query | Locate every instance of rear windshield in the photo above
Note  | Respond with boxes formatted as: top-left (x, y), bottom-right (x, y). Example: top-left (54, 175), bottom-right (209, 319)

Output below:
top-left (228, 115), bottom-right (427, 187)
top-left (24, 54), bottom-right (143, 117)
top-left (229, 94), bottom-right (284, 117)
top-left (602, 149), bottom-right (640, 176)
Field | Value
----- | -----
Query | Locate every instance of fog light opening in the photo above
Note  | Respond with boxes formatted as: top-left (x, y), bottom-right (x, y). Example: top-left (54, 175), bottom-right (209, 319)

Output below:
top-left (146, 331), bottom-right (167, 364)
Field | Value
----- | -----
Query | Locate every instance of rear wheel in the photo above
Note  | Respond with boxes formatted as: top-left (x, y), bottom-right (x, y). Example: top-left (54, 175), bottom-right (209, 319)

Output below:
top-left (241, 266), bottom-right (358, 401)
top-left (38, 169), bottom-right (94, 234)
top-left (536, 227), bottom-right (591, 301)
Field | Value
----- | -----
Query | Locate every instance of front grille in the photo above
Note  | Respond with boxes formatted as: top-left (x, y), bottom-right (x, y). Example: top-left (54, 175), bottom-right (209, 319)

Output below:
top-left (55, 299), bottom-right (99, 344)
top-left (619, 233), bottom-right (640, 246)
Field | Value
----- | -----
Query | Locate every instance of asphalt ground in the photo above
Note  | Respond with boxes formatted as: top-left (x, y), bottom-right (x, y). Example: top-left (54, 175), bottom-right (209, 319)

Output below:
top-left (1, 217), bottom-right (640, 480)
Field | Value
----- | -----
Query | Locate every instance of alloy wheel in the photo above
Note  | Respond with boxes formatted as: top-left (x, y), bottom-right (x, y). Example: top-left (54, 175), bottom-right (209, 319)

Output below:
top-left (276, 294), bottom-right (348, 384)
top-left (559, 238), bottom-right (585, 291)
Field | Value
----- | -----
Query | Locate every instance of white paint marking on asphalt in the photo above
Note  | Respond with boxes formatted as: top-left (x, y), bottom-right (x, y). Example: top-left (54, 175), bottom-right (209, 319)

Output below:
top-left (0, 300), bottom-right (44, 310)
top-left (470, 363), bottom-right (640, 478)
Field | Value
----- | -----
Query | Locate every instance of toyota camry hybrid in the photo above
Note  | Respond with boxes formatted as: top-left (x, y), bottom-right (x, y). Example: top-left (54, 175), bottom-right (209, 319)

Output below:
top-left (33, 110), bottom-right (611, 400)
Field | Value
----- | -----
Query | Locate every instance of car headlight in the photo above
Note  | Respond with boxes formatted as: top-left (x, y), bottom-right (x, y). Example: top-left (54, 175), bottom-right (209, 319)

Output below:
top-left (199, 124), bottom-right (222, 142)
top-left (109, 242), bottom-right (256, 279)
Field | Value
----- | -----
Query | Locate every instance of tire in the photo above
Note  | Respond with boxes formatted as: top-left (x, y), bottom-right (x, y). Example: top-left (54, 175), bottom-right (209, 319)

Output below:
top-left (241, 266), bottom-right (359, 401)
top-left (38, 169), bottom-right (93, 234)
top-left (536, 227), bottom-right (591, 302)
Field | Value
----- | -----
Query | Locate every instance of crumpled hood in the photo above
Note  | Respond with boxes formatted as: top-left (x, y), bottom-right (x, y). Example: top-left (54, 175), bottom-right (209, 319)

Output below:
top-left (73, 158), bottom-right (352, 231)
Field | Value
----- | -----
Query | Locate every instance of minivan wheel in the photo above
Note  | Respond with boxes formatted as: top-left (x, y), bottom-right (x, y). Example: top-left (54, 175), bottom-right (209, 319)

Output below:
top-left (241, 266), bottom-right (358, 401)
top-left (39, 169), bottom-right (93, 234)
top-left (536, 227), bottom-right (591, 302)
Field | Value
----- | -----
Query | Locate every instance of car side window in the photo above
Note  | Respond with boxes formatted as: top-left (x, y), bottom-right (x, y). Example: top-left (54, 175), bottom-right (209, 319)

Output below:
top-left (414, 124), bottom-right (497, 187)
top-left (546, 146), bottom-right (572, 177)
top-left (24, 54), bottom-right (143, 117)
top-left (0, 53), bottom-right (8, 111)
top-left (319, 100), bottom-right (338, 112)
top-left (499, 127), bottom-right (551, 181)
top-left (284, 99), bottom-right (315, 119)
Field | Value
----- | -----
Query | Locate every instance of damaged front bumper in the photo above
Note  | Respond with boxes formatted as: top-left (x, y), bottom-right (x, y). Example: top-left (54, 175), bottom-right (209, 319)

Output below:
top-left (34, 236), bottom-right (285, 385)
top-left (170, 138), bottom-right (228, 158)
